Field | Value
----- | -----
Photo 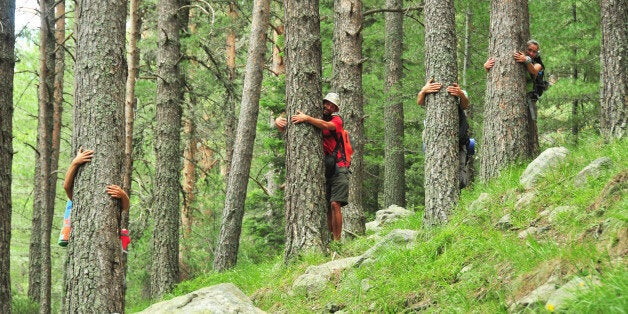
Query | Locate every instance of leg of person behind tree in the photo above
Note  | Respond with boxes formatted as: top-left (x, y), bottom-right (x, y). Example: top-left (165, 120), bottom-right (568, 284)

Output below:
top-left (328, 167), bottom-right (349, 241)
top-left (330, 201), bottom-right (342, 241)
top-left (326, 205), bottom-right (333, 234)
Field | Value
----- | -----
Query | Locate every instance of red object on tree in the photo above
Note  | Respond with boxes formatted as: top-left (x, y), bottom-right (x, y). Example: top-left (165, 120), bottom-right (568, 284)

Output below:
top-left (120, 229), bottom-right (130, 253)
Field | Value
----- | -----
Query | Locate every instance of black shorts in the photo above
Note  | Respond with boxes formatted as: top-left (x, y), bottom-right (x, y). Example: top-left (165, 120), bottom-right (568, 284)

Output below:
top-left (326, 167), bottom-right (349, 207)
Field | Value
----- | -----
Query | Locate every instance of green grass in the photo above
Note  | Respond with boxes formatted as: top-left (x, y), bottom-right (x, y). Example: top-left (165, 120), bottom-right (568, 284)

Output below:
top-left (123, 133), bottom-right (626, 313)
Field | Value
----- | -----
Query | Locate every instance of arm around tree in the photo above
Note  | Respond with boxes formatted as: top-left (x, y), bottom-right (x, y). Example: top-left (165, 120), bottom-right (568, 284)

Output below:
top-left (63, 147), bottom-right (94, 200)
top-left (291, 110), bottom-right (336, 131)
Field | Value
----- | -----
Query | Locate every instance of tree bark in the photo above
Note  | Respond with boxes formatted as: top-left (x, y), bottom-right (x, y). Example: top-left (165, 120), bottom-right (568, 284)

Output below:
top-left (124, 0), bottom-right (140, 195)
top-left (120, 0), bottom-right (141, 296)
top-left (383, 0), bottom-right (405, 208)
top-left (422, 0), bottom-right (459, 226)
top-left (214, 0), bottom-right (271, 272)
top-left (151, 0), bottom-right (183, 298)
top-left (28, 0), bottom-right (56, 311)
top-left (62, 0), bottom-right (127, 311)
top-left (520, 2), bottom-right (538, 156)
top-left (272, 22), bottom-right (285, 75)
top-left (283, 0), bottom-right (326, 261)
top-left (39, 0), bottom-right (65, 311)
top-left (600, 0), bottom-right (627, 140)
top-left (181, 114), bottom-right (196, 237)
top-left (462, 6), bottom-right (471, 87)
top-left (177, 0), bottom-right (194, 281)
top-left (0, 1), bottom-right (15, 311)
top-left (180, 108), bottom-right (196, 280)
top-left (571, 5), bottom-right (580, 143)
top-left (332, 0), bottom-right (365, 238)
top-left (223, 2), bottom-right (238, 178)
top-left (479, 0), bottom-right (530, 181)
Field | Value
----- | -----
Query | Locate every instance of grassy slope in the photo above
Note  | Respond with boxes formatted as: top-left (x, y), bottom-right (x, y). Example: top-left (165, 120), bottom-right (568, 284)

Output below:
top-left (130, 134), bottom-right (626, 313)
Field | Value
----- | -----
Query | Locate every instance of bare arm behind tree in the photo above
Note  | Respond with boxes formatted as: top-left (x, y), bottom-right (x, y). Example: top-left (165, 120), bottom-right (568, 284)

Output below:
top-left (63, 147), bottom-right (94, 200)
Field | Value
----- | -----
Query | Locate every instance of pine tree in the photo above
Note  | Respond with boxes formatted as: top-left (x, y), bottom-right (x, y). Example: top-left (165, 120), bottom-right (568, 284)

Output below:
top-left (383, 0), bottom-right (406, 208)
top-left (480, 0), bottom-right (531, 181)
top-left (151, 0), bottom-right (184, 298)
top-left (332, 0), bottom-right (366, 238)
top-left (214, 0), bottom-right (271, 272)
top-left (600, 0), bottom-right (627, 140)
top-left (422, 0), bottom-right (460, 226)
top-left (283, 0), bottom-right (327, 261)
top-left (62, 0), bottom-right (127, 310)
top-left (0, 0), bottom-right (15, 311)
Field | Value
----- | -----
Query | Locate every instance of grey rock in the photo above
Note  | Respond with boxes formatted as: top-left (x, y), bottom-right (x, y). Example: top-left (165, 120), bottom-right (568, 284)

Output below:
top-left (510, 280), bottom-right (558, 311)
top-left (574, 157), bottom-right (612, 188)
top-left (373, 205), bottom-right (414, 227)
top-left (518, 226), bottom-right (539, 239)
top-left (496, 213), bottom-right (512, 230)
top-left (361, 279), bottom-right (373, 292)
top-left (137, 283), bottom-right (265, 314)
top-left (468, 193), bottom-right (491, 211)
top-left (546, 276), bottom-right (600, 311)
top-left (548, 206), bottom-right (576, 223)
top-left (292, 256), bottom-right (361, 297)
top-left (520, 147), bottom-right (569, 189)
top-left (515, 191), bottom-right (536, 209)
top-left (355, 229), bottom-right (418, 267)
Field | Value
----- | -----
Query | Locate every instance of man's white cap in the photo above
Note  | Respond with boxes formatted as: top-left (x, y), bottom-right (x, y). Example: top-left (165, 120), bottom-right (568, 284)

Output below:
top-left (323, 92), bottom-right (340, 111)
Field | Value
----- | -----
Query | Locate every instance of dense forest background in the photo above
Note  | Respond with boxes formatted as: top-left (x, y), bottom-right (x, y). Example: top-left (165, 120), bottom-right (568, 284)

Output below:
top-left (5, 0), bottom-right (622, 312)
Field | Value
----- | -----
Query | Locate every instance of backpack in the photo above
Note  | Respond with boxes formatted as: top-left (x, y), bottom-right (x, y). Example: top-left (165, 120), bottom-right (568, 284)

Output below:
top-left (458, 106), bottom-right (470, 148)
top-left (335, 128), bottom-right (354, 165)
top-left (331, 116), bottom-right (354, 167)
top-left (532, 55), bottom-right (549, 98)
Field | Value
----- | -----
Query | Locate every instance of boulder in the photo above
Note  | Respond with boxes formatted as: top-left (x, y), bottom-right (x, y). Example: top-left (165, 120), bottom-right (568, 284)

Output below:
top-left (520, 147), bottom-right (569, 189)
top-left (574, 157), bottom-right (612, 188)
top-left (355, 229), bottom-right (418, 267)
top-left (137, 283), bottom-right (265, 314)
top-left (366, 205), bottom-right (414, 232)
top-left (545, 276), bottom-right (600, 312)
top-left (291, 256), bottom-right (361, 297)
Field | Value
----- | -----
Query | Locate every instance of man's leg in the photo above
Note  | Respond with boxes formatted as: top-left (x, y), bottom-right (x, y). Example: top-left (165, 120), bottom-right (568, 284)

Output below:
top-left (330, 201), bottom-right (342, 241)
top-left (327, 205), bottom-right (333, 233)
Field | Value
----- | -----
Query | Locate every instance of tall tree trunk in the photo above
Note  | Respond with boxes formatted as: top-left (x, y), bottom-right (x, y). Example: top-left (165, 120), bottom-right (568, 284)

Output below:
top-left (181, 3), bottom-right (195, 242)
top-left (462, 6), bottom-right (471, 87)
top-left (283, 0), bottom-right (326, 261)
top-left (272, 22), bottom-right (285, 75)
top-left (177, 0), bottom-right (193, 280)
top-left (570, 4), bottom-right (579, 143)
top-left (223, 1), bottom-right (238, 178)
top-left (423, 0), bottom-right (459, 226)
top-left (332, 0), bottom-right (365, 238)
top-left (121, 0), bottom-right (141, 296)
top-left (0, 1), bottom-right (15, 311)
top-left (28, 0), bottom-right (55, 310)
top-left (214, 0), bottom-right (271, 272)
top-left (124, 0), bottom-right (140, 197)
top-left (383, 0), bottom-right (405, 208)
top-left (600, 0), bottom-right (627, 140)
top-left (151, 0), bottom-right (183, 298)
top-left (518, 2), bottom-right (538, 156)
top-left (62, 0), bottom-right (127, 311)
top-left (180, 107), bottom-right (196, 279)
top-left (39, 0), bottom-right (65, 312)
top-left (479, 0), bottom-right (530, 181)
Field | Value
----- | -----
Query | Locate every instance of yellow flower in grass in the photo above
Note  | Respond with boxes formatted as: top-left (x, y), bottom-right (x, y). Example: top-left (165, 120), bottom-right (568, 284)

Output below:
top-left (546, 303), bottom-right (555, 312)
